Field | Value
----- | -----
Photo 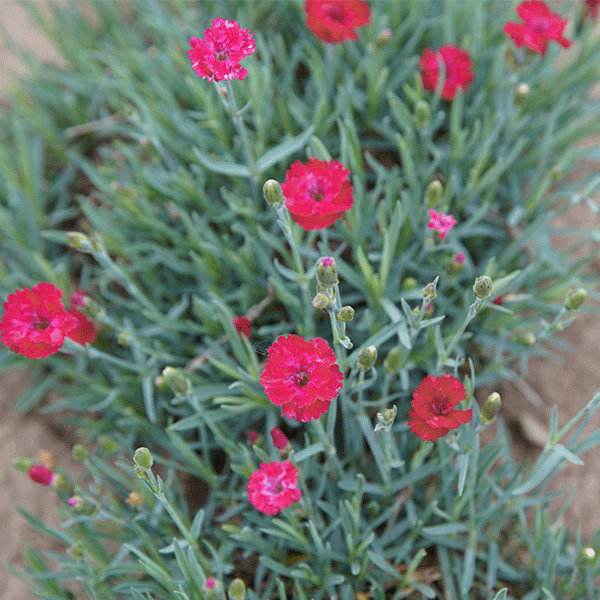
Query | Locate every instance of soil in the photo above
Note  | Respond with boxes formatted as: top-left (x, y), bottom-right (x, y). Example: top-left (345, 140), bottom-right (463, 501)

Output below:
top-left (1, 4), bottom-right (600, 600)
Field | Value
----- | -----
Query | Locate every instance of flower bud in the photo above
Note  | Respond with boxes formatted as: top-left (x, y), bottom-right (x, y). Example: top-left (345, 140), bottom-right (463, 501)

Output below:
top-left (270, 426), bottom-right (290, 451)
top-left (67, 542), bottom-right (84, 559)
top-left (337, 305), bottom-right (355, 322)
top-left (551, 166), bottom-right (562, 182)
top-left (134, 466), bottom-right (148, 479)
top-left (228, 578), bottom-right (247, 600)
top-left (423, 281), bottom-right (437, 300)
top-left (576, 547), bottom-right (596, 569)
top-left (403, 277), bottom-right (418, 290)
top-left (315, 257), bottom-right (338, 288)
top-left (565, 288), bottom-right (586, 310)
top-left (515, 330), bottom-right (536, 346)
top-left (38, 450), bottom-right (56, 469)
top-left (28, 464), bottom-right (55, 486)
top-left (72, 444), bottom-right (87, 461)
top-left (126, 491), bottom-right (144, 507)
top-left (203, 577), bottom-right (225, 600)
top-left (424, 302), bottom-right (434, 317)
top-left (425, 180), bottom-right (443, 207)
top-left (162, 366), bottom-right (192, 396)
top-left (247, 430), bottom-right (260, 445)
top-left (133, 447), bottom-right (153, 470)
top-left (473, 276), bottom-right (492, 298)
top-left (312, 293), bottom-right (330, 309)
top-left (68, 496), bottom-right (96, 515)
top-left (414, 100), bottom-right (430, 129)
top-left (98, 435), bottom-right (118, 454)
top-left (65, 231), bottom-right (91, 250)
top-left (375, 405), bottom-right (397, 432)
top-left (117, 331), bottom-right (132, 346)
top-left (52, 473), bottom-right (73, 493)
top-left (357, 345), bottom-right (378, 371)
top-left (262, 179), bottom-right (285, 207)
top-left (514, 82), bottom-right (530, 105)
top-left (480, 392), bottom-right (501, 426)
top-left (13, 457), bottom-right (32, 473)
top-left (384, 346), bottom-right (402, 373)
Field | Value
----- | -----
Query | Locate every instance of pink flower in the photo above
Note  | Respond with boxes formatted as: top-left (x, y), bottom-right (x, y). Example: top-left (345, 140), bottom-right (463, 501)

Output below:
top-left (270, 426), bottom-right (289, 450)
top-left (281, 158), bottom-right (354, 230)
top-left (232, 316), bottom-right (252, 339)
top-left (408, 373), bottom-right (473, 441)
top-left (248, 430), bottom-right (260, 445)
top-left (419, 45), bottom-right (475, 101)
top-left (68, 496), bottom-right (82, 508)
top-left (204, 578), bottom-right (216, 589)
top-left (1, 283), bottom-right (78, 359)
top-left (260, 334), bottom-right (343, 422)
top-left (247, 461), bottom-right (301, 515)
top-left (428, 209), bottom-right (458, 240)
top-left (188, 18), bottom-right (255, 82)
top-left (304, 0), bottom-right (371, 44)
top-left (503, 1), bottom-right (572, 56)
top-left (28, 464), bottom-right (55, 486)
top-left (454, 252), bottom-right (465, 265)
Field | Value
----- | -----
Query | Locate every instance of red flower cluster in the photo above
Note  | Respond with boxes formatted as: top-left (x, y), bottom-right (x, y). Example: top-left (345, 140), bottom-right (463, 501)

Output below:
top-left (408, 373), bottom-right (473, 441)
top-left (260, 334), bottom-right (343, 422)
top-left (304, 0), bottom-right (371, 44)
top-left (188, 18), bottom-right (255, 82)
top-left (419, 45), bottom-right (475, 101)
top-left (1, 283), bottom-right (78, 359)
top-left (503, 1), bottom-right (572, 56)
top-left (281, 158), bottom-right (354, 230)
top-left (28, 464), bottom-right (55, 486)
top-left (428, 209), bottom-right (458, 240)
top-left (247, 460), bottom-right (301, 515)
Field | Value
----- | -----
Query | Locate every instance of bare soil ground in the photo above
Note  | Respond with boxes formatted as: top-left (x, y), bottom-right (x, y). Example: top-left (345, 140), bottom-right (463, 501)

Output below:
top-left (1, 3), bottom-right (600, 599)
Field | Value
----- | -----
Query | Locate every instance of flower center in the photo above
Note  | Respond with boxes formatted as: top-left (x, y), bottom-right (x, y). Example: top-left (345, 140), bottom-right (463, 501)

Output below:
top-left (267, 476), bottom-right (283, 494)
top-left (306, 177), bottom-right (326, 202)
top-left (326, 6), bottom-right (345, 23)
top-left (291, 369), bottom-right (310, 387)
top-left (429, 394), bottom-right (450, 415)
top-left (530, 17), bottom-right (549, 34)
top-left (215, 49), bottom-right (230, 61)
top-left (34, 315), bottom-right (50, 330)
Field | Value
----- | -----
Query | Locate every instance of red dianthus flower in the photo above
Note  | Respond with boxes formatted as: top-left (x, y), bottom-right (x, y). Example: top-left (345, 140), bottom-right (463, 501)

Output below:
top-left (419, 45), bottom-right (475, 101)
top-left (0, 283), bottom-right (78, 359)
top-left (503, 1), bottom-right (572, 57)
top-left (188, 18), bottom-right (255, 82)
top-left (260, 334), bottom-right (343, 422)
top-left (304, 0), bottom-right (371, 44)
top-left (408, 373), bottom-right (473, 441)
top-left (232, 316), bottom-right (252, 339)
top-left (428, 209), bottom-right (458, 240)
top-left (247, 460), bottom-right (301, 515)
top-left (281, 158), bottom-right (354, 230)
top-left (28, 464), bottom-right (55, 486)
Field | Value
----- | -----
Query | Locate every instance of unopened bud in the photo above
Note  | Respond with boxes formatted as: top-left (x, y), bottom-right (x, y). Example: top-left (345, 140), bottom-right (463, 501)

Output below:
top-left (424, 302), bottom-right (434, 317)
top-left (375, 405), bottom-right (397, 432)
top-left (67, 542), bottom-right (84, 559)
top-left (270, 426), bottom-right (290, 451)
top-left (134, 466), bottom-right (148, 479)
top-left (219, 87), bottom-right (228, 98)
top-left (68, 496), bottom-right (96, 515)
top-left (425, 180), bottom-right (443, 207)
top-left (154, 375), bottom-right (166, 389)
top-left (473, 276), bottom-right (492, 298)
top-left (65, 231), bottom-right (91, 249)
top-left (98, 435), bottom-right (118, 454)
top-left (565, 288), bottom-right (586, 310)
top-left (203, 577), bottom-right (225, 600)
top-left (12, 457), bottom-right (32, 472)
top-left (480, 392), bottom-right (501, 426)
top-left (577, 547), bottom-right (596, 568)
top-left (514, 82), bottom-right (529, 105)
top-left (403, 277), bottom-right (419, 290)
top-left (551, 166), bottom-right (562, 182)
top-left (384, 346), bottom-right (402, 373)
top-left (312, 293), bottom-right (330, 309)
top-left (357, 345), bottom-right (378, 371)
top-left (414, 100), bottom-right (430, 129)
top-left (52, 474), bottom-right (73, 493)
top-left (126, 491), bottom-right (144, 507)
top-left (316, 257), bottom-right (338, 288)
top-left (162, 366), bottom-right (192, 396)
top-left (515, 330), bottom-right (536, 346)
top-left (337, 305), bottom-right (355, 322)
top-left (262, 179), bottom-right (285, 207)
top-left (228, 578), bottom-right (247, 600)
top-left (39, 450), bottom-right (56, 469)
top-left (72, 444), bottom-right (87, 461)
top-left (423, 281), bottom-right (437, 300)
top-left (117, 331), bottom-right (132, 346)
top-left (247, 430), bottom-right (260, 445)
top-left (133, 447), bottom-right (153, 470)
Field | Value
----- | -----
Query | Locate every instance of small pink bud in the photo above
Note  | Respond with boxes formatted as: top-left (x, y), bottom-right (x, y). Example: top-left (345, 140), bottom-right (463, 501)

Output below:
top-left (454, 252), bottom-right (465, 265)
top-left (232, 316), bottom-right (252, 339)
top-left (68, 496), bottom-right (82, 508)
top-left (28, 464), bottom-right (55, 486)
top-left (270, 426), bottom-right (289, 450)
top-left (205, 578), bottom-right (216, 589)
top-left (248, 430), bottom-right (260, 445)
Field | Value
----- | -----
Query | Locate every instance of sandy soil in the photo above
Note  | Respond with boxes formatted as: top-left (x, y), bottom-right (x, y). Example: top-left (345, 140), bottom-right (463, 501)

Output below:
top-left (1, 3), bottom-right (600, 599)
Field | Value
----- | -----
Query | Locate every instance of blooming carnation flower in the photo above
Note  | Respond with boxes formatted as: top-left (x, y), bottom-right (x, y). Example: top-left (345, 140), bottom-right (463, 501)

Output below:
top-left (304, 0), bottom-right (371, 44)
top-left (232, 316), bottom-right (252, 339)
top-left (419, 45), bottom-right (475, 101)
top-left (188, 18), bottom-right (255, 82)
top-left (503, 1), bottom-right (572, 56)
top-left (428, 209), bottom-right (458, 240)
top-left (1, 283), bottom-right (78, 359)
top-left (247, 460), bottom-right (301, 515)
top-left (281, 158), bottom-right (354, 230)
top-left (408, 373), bottom-right (473, 441)
top-left (260, 334), bottom-right (343, 422)
top-left (28, 464), bottom-right (55, 486)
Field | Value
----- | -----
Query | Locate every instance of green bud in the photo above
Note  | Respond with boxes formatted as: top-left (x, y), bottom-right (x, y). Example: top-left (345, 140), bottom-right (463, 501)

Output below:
top-left (515, 330), bottom-right (536, 346)
top-left (551, 166), bottom-right (562, 182)
top-left (423, 281), bottom-right (437, 300)
top-left (514, 82), bottom-right (529, 105)
top-left (203, 578), bottom-right (226, 600)
top-left (375, 405), bottom-right (397, 432)
top-left (65, 231), bottom-right (91, 250)
top-left (337, 305), bottom-right (355, 322)
top-left (565, 288), bottom-right (586, 310)
top-left (412, 307), bottom-right (420, 317)
top-left (117, 331), bottom-right (132, 346)
top-left (52, 474), bottom-right (73, 494)
top-left (67, 542), bottom-right (84, 559)
top-left (577, 547), bottom-right (596, 569)
top-left (12, 457), bottom-right (32, 472)
top-left (98, 435), bottom-right (118, 454)
top-left (384, 346), bottom-right (402, 374)
top-left (311, 293), bottom-right (330, 309)
top-left (473, 276), bottom-right (492, 298)
top-left (134, 466), bottom-right (148, 479)
top-left (316, 256), bottom-right (338, 287)
top-left (414, 100), bottom-right (430, 129)
top-left (480, 392), bottom-right (501, 426)
top-left (228, 578), bottom-right (247, 600)
top-left (425, 180), bottom-right (443, 207)
top-left (357, 345), bottom-right (378, 371)
top-left (133, 447), bottom-right (153, 470)
top-left (403, 277), bottom-right (419, 290)
top-left (262, 179), bottom-right (285, 207)
top-left (72, 444), bottom-right (87, 461)
top-left (162, 366), bottom-right (192, 396)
